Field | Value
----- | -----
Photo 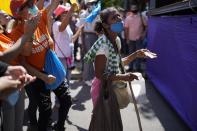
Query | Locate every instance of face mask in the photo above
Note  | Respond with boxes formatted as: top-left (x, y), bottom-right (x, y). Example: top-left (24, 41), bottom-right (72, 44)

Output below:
top-left (28, 5), bottom-right (39, 16)
top-left (110, 21), bottom-right (124, 33)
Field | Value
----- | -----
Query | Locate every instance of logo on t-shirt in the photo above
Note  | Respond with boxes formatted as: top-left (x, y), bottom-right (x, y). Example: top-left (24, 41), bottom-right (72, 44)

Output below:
top-left (32, 34), bottom-right (49, 54)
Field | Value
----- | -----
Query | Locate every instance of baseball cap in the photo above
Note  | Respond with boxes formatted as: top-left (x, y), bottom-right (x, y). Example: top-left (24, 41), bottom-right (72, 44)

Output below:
top-left (54, 5), bottom-right (70, 17)
top-left (10, 0), bottom-right (35, 17)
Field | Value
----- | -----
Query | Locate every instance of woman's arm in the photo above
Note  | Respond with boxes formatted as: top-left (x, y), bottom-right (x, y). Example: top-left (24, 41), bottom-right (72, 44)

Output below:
top-left (94, 55), bottom-right (107, 79)
top-left (72, 24), bottom-right (84, 43)
top-left (122, 49), bottom-right (157, 66)
top-left (94, 55), bottom-right (138, 81)
top-left (58, 4), bottom-right (75, 32)
top-left (122, 51), bottom-right (138, 66)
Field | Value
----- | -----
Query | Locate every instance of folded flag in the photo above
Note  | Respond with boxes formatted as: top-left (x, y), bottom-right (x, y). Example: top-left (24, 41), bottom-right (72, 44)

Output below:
top-left (85, 1), bottom-right (101, 23)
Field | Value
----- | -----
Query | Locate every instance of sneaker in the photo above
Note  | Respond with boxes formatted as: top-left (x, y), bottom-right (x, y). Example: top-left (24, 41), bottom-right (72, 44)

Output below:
top-left (85, 80), bottom-right (92, 86)
top-left (69, 65), bottom-right (76, 70)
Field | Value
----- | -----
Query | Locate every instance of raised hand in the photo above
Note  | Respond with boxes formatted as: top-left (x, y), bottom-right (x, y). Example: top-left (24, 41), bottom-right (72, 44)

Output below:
top-left (24, 13), bottom-right (41, 35)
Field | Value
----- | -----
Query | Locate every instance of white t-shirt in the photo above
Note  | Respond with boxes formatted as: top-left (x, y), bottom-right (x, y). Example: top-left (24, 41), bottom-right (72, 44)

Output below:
top-left (53, 21), bottom-right (73, 58)
top-left (96, 35), bottom-right (121, 69)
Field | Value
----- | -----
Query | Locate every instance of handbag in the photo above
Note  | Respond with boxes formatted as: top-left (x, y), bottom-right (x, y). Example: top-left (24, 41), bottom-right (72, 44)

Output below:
top-left (112, 81), bottom-right (130, 109)
top-left (44, 49), bottom-right (67, 90)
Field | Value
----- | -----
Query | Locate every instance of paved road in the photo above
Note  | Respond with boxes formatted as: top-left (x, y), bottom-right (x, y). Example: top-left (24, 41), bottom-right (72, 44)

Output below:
top-left (23, 77), bottom-right (190, 131)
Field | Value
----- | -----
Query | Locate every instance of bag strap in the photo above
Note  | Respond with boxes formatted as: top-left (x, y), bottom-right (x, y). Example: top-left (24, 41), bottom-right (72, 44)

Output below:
top-left (139, 13), bottom-right (146, 31)
top-left (52, 30), bottom-right (68, 58)
top-left (55, 41), bottom-right (67, 58)
top-left (114, 40), bottom-right (143, 131)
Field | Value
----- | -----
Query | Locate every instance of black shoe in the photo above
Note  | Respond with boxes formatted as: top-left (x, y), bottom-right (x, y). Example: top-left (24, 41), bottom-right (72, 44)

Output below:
top-left (69, 65), bottom-right (76, 70)
top-left (27, 125), bottom-right (38, 131)
top-left (52, 123), bottom-right (65, 131)
top-left (48, 118), bottom-right (53, 127)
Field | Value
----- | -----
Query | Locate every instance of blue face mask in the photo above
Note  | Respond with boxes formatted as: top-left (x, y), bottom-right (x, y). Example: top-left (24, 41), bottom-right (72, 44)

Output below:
top-left (110, 21), bottom-right (124, 33)
top-left (28, 5), bottom-right (38, 16)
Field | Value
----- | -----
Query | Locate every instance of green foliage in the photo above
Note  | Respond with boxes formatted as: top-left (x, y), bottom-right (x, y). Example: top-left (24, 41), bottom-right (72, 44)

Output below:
top-left (101, 0), bottom-right (124, 9)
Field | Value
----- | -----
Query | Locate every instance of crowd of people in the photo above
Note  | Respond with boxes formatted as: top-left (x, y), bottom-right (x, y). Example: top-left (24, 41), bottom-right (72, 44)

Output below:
top-left (0, 0), bottom-right (156, 131)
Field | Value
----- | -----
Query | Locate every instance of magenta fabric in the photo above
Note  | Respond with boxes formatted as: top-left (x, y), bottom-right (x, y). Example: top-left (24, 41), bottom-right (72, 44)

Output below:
top-left (90, 77), bottom-right (101, 107)
top-left (147, 15), bottom-right (197, 131)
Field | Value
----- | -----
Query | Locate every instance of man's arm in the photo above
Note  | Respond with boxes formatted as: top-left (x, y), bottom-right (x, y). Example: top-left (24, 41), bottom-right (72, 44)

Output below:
top-left (36, 0), bottom-right (45, 10)
top-left (0, 16), bottom-right (39, 63)
top-left (46, 0), bottom-right (60, 34)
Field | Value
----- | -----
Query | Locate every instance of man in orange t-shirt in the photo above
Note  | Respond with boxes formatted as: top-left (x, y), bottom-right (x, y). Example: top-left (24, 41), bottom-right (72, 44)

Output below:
top-left (0, 9), bottom-right (40, 131)
top-left (9, 0), bottom-right (72, 131)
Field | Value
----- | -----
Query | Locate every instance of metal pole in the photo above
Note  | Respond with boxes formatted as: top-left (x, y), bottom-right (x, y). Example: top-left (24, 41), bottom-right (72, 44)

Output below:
top-left (128, 82), bottom-right (143, 131)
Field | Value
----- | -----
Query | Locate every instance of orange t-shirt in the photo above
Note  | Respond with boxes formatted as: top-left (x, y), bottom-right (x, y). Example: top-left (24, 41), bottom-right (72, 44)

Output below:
top-left (0, 33), bottom-right (13, 51)
top-left (8, 9), bottom-right (54, 71)
top-left (0, 33), bottom-right (18, 65)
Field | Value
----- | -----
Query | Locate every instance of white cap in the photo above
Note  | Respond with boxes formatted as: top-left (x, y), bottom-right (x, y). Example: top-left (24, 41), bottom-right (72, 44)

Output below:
top-left (84, 0), bottom-right (97, 4)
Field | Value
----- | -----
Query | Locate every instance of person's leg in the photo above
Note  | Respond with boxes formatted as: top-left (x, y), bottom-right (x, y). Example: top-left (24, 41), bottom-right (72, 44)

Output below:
top-left (2, 101), bottom-right (15, 131)
top-left (14, 89), bottom-right (25, 131)
top-left (69, 43), bottom-right (75, 69)
top-left (53, 80), bottom-right (72, 130)
top-left (36, 79), bottom-right (52, 131)
top-left (82, 33), bottom-right (98, 81)
top-left (0, 106), bottom-right (2, 131)
top-left (25, 79), bottom-right (40, 127)
top-left (135, 40), bottom-right (144, 71)
top-left (74, 40), bottom-right (79, 61)
top-left (59, 57), bottom-right (71, 83)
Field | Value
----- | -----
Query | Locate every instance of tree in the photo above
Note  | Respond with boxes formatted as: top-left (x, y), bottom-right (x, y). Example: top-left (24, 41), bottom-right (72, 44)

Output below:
top-left (101, 0), bottom-right (124, 9)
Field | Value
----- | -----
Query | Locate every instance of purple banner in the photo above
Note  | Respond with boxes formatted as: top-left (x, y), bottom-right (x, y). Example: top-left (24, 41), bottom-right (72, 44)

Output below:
top-left (147, 15), bottom-right (197, 131)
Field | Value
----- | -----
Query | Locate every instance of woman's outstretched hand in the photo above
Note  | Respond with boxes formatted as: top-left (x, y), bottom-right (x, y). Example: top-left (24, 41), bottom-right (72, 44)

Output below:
top-left (136, 49), bottom-right (157, 59)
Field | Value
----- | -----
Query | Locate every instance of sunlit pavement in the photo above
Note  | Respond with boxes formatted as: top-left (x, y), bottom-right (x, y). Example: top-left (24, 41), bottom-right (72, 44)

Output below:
top-left (23, 64), bottom-right (190, 131)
